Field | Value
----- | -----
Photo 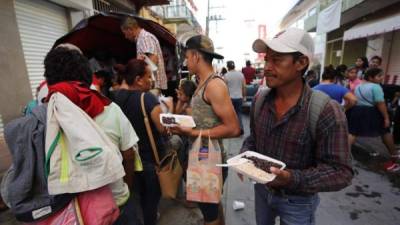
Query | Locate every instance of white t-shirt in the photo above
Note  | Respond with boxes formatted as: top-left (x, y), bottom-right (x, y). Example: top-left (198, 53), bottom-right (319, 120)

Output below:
top-left (95, 102), bottom-right (140, 206)
top-left (225, 70), bottom-right (245, 99)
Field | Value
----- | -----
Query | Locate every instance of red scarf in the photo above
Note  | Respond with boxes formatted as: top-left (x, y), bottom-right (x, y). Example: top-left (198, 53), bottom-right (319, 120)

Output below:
top-left (47, 81), bottom-right (111, 118)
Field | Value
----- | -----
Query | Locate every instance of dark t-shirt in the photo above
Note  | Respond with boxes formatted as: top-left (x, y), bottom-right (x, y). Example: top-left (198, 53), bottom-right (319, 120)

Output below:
top-left (112, 90), bottom-right (165, 164)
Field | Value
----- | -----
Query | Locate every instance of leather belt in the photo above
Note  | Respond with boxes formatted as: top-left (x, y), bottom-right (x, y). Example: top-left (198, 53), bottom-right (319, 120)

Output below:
top-left (266, 187), bottom-right (315, 197)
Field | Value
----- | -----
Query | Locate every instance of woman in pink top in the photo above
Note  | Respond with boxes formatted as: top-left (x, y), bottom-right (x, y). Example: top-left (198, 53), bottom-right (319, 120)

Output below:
top-left (347, 66), bottom-right (362, 93)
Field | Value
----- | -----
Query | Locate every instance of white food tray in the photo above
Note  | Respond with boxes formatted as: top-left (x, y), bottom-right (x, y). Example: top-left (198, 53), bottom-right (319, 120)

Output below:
top-left (227, 151), bottom-right (286, 184)
top-left (160, 113), bottom-right (196, 128)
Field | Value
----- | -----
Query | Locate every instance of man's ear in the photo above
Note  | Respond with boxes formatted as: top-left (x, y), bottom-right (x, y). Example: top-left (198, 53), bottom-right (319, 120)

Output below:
top-left (296, 56), bottom-right (309, 71)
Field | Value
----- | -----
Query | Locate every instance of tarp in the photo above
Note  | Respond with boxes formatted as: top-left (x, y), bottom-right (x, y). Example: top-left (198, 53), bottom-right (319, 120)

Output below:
top-left (53, 12), bottom-right (176, 62)
top-left (317, 0), bottom-right (342, 34)
top-left (343, 12), bottom-right (400, 41)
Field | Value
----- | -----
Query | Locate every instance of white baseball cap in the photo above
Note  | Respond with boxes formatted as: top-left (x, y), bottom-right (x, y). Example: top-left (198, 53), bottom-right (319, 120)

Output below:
top-left (252, 28), bottom-right (314, 64)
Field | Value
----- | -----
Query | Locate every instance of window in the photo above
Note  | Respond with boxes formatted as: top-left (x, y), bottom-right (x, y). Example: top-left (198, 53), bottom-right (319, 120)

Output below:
top-left (308, 7), bottom-right (317, 16)
top-left (297, 14), bottom-right (306, 29)
top-left (92, 0), bottom-right (132, 14)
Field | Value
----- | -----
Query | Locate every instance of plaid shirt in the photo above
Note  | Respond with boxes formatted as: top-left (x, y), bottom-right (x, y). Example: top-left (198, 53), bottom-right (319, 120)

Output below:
top-left (241, 85), bottom-right (353, 194)
top-left (136, 29), bottom-right (167, 90)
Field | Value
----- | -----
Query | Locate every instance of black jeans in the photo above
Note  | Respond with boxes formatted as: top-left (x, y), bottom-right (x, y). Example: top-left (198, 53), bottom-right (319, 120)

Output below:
top-left (134, 163), bottom-right (161, 225)
top-left (197, 167), bottom-right (228, 222)
top-left (231, 98), bottom-right (243, 130)
top-left (113, 192), bottom-right (142, 225)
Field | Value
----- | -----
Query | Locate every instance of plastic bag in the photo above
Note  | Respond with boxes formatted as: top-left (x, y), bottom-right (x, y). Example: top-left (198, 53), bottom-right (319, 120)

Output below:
top-left (186, 131), bottom-right (222, 203)
top-left (29, 198), bottom-right (83, 225)
top-left (29, 186), bottom-right (119, 225)
top-left (78, 186), bottom-right (119, 225)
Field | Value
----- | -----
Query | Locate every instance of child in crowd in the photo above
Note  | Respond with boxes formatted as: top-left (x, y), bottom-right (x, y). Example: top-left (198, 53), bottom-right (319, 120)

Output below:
top-left (174, 79), bottom-right (196, 115)
top-left (347, 66), bottom-right (362, 93)
top-left (355, 56), bottom-right (369, 78)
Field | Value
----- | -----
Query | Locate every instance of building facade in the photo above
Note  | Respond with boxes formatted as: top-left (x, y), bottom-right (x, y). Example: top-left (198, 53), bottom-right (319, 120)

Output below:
top-left (145, 0), bottom-right (201, 35)
top-left (280, 0), bottom-right (400, 83)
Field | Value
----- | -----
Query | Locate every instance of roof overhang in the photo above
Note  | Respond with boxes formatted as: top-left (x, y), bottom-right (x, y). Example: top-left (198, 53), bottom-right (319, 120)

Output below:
top-left (343, 11), bottom-right (400, 41)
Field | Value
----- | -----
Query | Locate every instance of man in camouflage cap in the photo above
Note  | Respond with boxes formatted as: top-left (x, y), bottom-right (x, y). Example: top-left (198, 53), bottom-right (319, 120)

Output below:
top-left (172, 34), bottom-right (240, 225)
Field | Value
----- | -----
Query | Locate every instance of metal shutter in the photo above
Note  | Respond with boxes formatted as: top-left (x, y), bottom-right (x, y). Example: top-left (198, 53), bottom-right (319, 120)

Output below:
top-left (0, 114), bottom-right (3, 139)
top-left (15, 0), bottom-right (69, 97)
top-left (387, 30), bottom-right (400, 85)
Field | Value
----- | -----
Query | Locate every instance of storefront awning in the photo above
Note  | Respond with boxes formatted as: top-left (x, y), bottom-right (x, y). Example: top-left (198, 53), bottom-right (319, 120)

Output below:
top-left (343, 12), bottom-right (400, 41)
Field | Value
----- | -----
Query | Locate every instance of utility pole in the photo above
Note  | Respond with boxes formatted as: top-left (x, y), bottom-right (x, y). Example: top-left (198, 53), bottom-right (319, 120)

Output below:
top-left (206, 0), bottom-right (210, 36)
top-left (205, 0), bottom-right (225, 36)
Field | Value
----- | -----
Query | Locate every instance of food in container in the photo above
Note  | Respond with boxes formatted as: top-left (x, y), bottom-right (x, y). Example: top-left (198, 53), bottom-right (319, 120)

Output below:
top-left (226, 151), bottom-right (286, 184)
top-left (160, 113), bottom-right (196, 128)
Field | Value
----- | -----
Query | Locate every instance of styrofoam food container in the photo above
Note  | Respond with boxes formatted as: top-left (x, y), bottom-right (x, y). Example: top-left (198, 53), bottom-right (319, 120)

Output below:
top-left (160, 113), bottom-right (196, 128)
top-left (226, 151), bottom-right (286, 184)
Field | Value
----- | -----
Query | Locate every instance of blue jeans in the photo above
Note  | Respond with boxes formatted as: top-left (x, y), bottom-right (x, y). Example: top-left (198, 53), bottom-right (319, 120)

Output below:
top-left (254, 184), bottom-right (319, 225)
top-left (231, 98), bottom-right (243, 130)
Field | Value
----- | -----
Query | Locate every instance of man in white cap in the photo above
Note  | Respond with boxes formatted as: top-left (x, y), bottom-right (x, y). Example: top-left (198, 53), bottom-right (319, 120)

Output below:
top-left (240, 28), bottom-right (353, 225)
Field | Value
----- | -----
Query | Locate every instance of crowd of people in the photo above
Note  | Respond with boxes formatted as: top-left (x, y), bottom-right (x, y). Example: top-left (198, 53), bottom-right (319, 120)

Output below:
top-left (0, 16), bottom-right (398, 225)
top-left (309, 56), bottom-right (400, 172)
top-left (1, 16), bottom-right (241, 225)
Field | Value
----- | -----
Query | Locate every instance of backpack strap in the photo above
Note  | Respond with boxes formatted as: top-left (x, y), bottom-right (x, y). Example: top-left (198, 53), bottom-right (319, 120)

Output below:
top-left (308, 90), bottom-right (331, 140)
top-left (140, 93), bottom-right (160, 167)
top-left (253, 88), bottom-right (330, 141)
top-left (254, 88), bottom-right (271, 122)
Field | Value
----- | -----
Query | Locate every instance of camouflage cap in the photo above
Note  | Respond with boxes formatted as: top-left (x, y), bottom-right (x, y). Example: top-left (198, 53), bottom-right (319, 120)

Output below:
top-left (185, 35), bottom-right (224, 59)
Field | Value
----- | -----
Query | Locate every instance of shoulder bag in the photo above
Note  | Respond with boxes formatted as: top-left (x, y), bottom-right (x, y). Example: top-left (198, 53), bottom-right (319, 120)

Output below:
top-left (140, 93), bottom-right (183, 199)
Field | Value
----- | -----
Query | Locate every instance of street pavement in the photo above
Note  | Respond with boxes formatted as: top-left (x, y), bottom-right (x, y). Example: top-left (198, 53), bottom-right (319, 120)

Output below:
top-left (1, 116), bottom-right (400, 225)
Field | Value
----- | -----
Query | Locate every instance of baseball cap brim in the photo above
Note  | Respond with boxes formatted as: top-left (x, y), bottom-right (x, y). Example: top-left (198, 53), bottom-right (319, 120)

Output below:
top-left (252, 38), bottom-right (297, 54)
top-left (198, 49), bottom-right (224, 59)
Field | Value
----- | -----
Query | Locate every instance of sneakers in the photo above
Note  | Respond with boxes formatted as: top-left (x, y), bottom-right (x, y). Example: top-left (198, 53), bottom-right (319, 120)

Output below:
top-left (391, 150), bottom-right (400, 160)
top-left (383, 161), bottom-right (400, 172)
top-left (369, 152), bottom-right (379, 157)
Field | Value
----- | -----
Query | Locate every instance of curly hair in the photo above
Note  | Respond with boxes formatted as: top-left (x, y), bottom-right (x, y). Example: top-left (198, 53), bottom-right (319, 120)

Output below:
top-left (44, 47), bottom-right (92, 86)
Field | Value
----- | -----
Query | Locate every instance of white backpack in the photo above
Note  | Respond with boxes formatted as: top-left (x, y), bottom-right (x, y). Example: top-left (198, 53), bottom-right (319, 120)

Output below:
top-left (45, 93), bottom-right (125, 195)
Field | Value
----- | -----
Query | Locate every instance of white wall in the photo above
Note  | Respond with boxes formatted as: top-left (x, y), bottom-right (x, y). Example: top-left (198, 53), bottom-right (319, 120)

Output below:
top-left (366, 34), bottom-right (384, 60)
top-left (366, 32), bottom-right (394, 74)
